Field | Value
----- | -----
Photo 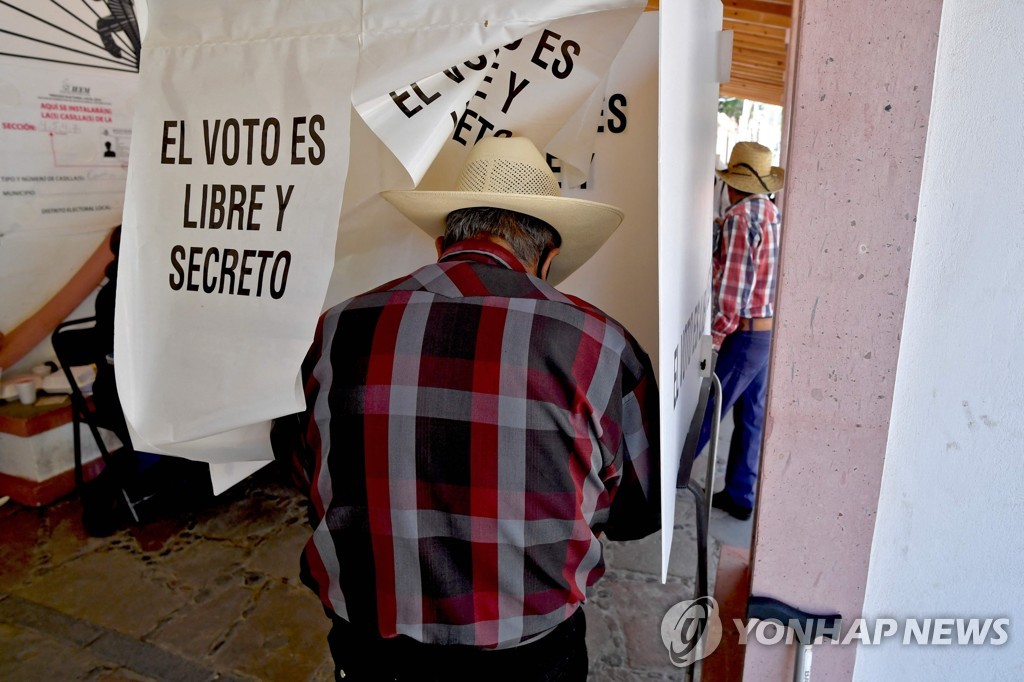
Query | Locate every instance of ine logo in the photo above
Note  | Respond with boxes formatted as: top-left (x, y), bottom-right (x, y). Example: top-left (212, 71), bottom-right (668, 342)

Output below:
top-left (61, 79), bottom-right (91, 96)
top-left (661, 596), bottom-right (723, 667)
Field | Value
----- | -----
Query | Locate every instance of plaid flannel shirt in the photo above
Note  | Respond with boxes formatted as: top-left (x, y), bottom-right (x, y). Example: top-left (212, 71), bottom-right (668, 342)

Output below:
top-left (712, 194), bottom-right (781, 348)
top-left (297, 239), bottom-right (659, 649)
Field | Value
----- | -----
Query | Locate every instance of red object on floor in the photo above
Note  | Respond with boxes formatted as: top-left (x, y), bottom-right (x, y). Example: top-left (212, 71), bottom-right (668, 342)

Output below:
top-left (703, 545), bottom-right (751, 682)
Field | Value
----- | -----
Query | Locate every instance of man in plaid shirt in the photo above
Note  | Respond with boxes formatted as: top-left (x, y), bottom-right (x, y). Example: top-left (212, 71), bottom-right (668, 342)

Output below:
top-left (292, 137), bottom-right (659, 680)
top-left (696, 141), bottom-right (783, 521)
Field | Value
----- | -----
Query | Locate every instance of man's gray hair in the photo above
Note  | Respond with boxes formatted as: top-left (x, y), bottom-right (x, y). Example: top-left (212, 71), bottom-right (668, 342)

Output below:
top-left (444, 208), bottom-right (561, 265)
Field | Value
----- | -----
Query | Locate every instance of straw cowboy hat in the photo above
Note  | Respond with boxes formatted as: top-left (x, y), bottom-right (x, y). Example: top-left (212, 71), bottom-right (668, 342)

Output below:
top-left (716, 141), bottom-right (785, 195)
top-left (381, 136), bottom-right (624, 285)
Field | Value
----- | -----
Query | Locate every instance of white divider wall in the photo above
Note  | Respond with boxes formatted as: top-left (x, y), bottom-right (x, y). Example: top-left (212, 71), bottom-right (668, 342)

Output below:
top-left (855, 1), bottom-right (1024, 678)
top-left (656, 1), bottom-right (721, 579)
top-left (561, 13), bottom-right (659, 372)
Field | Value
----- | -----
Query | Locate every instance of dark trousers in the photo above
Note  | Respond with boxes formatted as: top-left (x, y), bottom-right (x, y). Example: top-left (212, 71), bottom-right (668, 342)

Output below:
top-left (696, 329), bottom-right (772, 508)
top-left (328, 608), bottom-right (588, 682)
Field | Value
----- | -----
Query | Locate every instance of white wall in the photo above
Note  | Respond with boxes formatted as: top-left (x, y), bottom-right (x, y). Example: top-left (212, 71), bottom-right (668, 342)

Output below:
top-left (856, 1), bottom-right (1024, 679)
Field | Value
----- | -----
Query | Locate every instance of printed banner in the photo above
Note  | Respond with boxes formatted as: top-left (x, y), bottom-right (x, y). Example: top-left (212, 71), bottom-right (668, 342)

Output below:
top-left (116, 0), bottom-right (360, 456)
top-left (355, 8), bottom-right (641, 188)
top-left (329, 7), bottom-right (645, 304)
top-left (116, 0), bottom-right (646, 462)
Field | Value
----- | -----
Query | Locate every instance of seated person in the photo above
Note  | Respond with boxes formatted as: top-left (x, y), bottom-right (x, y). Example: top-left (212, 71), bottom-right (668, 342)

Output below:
top-left (83, 226), bottom-right (212, 534)
top-left (91, 226), bottom-right (130, 445)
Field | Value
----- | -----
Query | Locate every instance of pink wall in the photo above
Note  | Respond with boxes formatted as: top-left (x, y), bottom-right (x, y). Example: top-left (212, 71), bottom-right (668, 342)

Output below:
top-left (743, 1), bottom-right (943, 680)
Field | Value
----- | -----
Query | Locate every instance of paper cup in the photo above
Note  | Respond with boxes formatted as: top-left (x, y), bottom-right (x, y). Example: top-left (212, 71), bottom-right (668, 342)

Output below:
top-left (15, 379), bottom-right (37, 406)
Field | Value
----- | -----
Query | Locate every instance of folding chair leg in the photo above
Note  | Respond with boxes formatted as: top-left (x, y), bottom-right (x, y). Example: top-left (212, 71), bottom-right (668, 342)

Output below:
top-left (83, 419), bottom-right (140, 524)
top-left (73, 415), bottom-right (84, 490)
top-left (120, 487), bottom-right (141, 523)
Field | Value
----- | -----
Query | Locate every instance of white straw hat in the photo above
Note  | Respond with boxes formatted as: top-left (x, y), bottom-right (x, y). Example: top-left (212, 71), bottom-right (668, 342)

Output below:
top-left (381, 136), bottom-right (624, 285)
top-left (716, 141), bottom-right (785, 194)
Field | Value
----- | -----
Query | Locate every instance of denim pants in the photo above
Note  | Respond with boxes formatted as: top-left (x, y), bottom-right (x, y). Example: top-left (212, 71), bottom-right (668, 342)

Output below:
top-left (328, 607), bottom-right (587, 682)
top-left (696, 329), bottom-right (772, 508)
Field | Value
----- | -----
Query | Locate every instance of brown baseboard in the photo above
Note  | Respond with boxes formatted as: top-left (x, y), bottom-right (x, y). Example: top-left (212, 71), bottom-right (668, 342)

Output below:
top-left (0, 457), bottom-right (105, 507)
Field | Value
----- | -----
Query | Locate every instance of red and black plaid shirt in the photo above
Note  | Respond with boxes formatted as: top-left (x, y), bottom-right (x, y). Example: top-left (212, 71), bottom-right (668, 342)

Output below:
top-left (297, 239), bottom-right (659, 648)
top-left (712, 194), bottom-right (781, 347)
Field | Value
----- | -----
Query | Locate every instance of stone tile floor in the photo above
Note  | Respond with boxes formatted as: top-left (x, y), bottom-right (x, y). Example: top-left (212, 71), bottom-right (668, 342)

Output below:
top-left (0, 464), bottom-right (722, 681)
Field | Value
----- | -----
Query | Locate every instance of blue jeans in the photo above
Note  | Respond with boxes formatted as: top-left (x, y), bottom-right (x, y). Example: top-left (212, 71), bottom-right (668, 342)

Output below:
top-left (696, 330), bottom-right (772, 508)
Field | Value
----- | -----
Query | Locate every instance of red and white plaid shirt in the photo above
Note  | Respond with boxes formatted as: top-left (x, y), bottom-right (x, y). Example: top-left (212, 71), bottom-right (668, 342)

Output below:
top-left (712, 194), bottom-right (781, 347)
top-left (297, 239), bottom-right (660, 649)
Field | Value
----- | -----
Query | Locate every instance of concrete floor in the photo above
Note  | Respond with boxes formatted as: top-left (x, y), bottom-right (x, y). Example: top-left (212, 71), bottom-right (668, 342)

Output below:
top-left (0, 461), bottom-right (726, 681)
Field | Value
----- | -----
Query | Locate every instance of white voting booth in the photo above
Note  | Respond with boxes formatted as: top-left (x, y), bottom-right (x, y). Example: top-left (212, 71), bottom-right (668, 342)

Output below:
top-left (0, 1), bottom-right (725, 583)
top-left (124, 0), bottom-right (725, 580)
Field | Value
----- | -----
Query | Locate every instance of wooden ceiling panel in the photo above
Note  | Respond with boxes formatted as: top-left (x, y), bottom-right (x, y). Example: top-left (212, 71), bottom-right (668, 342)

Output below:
top-left (724, 7), bottom-right (790, 29)
top-left (724, 82), bottom-right (784, 98)
top-left (730, 69), bottom-right (785, 86)
top-left (720, 1), bottom-right (792, 105)
top-left (647, 0), bottom-right (792, 106)
top-left (723, 19), bottom-right (787, 39)
top-left (734, 46), bottom-right (787, 68)
top-left (722, 78), bottom-right (784, 93)
top-left (721, 84), bottom-right (783, 106)
top-left (733, 34), bottom-right (787, 55)
top-left (722, 1), bottom-right (792, 16)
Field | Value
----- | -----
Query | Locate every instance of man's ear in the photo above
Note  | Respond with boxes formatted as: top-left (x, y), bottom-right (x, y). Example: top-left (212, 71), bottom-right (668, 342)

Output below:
top-left (539, 246), bottom-right (560, 280)
top-left (435, 236), bottom-right (445, 259)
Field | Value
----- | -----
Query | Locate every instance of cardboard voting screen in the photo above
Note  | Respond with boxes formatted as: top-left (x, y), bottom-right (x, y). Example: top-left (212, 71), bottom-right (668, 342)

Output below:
top-left (657, 0), bottom-right (722, 580)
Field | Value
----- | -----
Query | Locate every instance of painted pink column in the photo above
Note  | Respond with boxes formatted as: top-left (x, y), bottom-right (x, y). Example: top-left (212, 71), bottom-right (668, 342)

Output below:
top-left (742, 1), bottom-right (942, 680)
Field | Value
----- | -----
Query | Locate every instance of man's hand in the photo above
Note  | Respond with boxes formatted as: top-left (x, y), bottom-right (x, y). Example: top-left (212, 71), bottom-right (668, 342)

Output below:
top-left (270, 414), bottom-right (312, 492)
